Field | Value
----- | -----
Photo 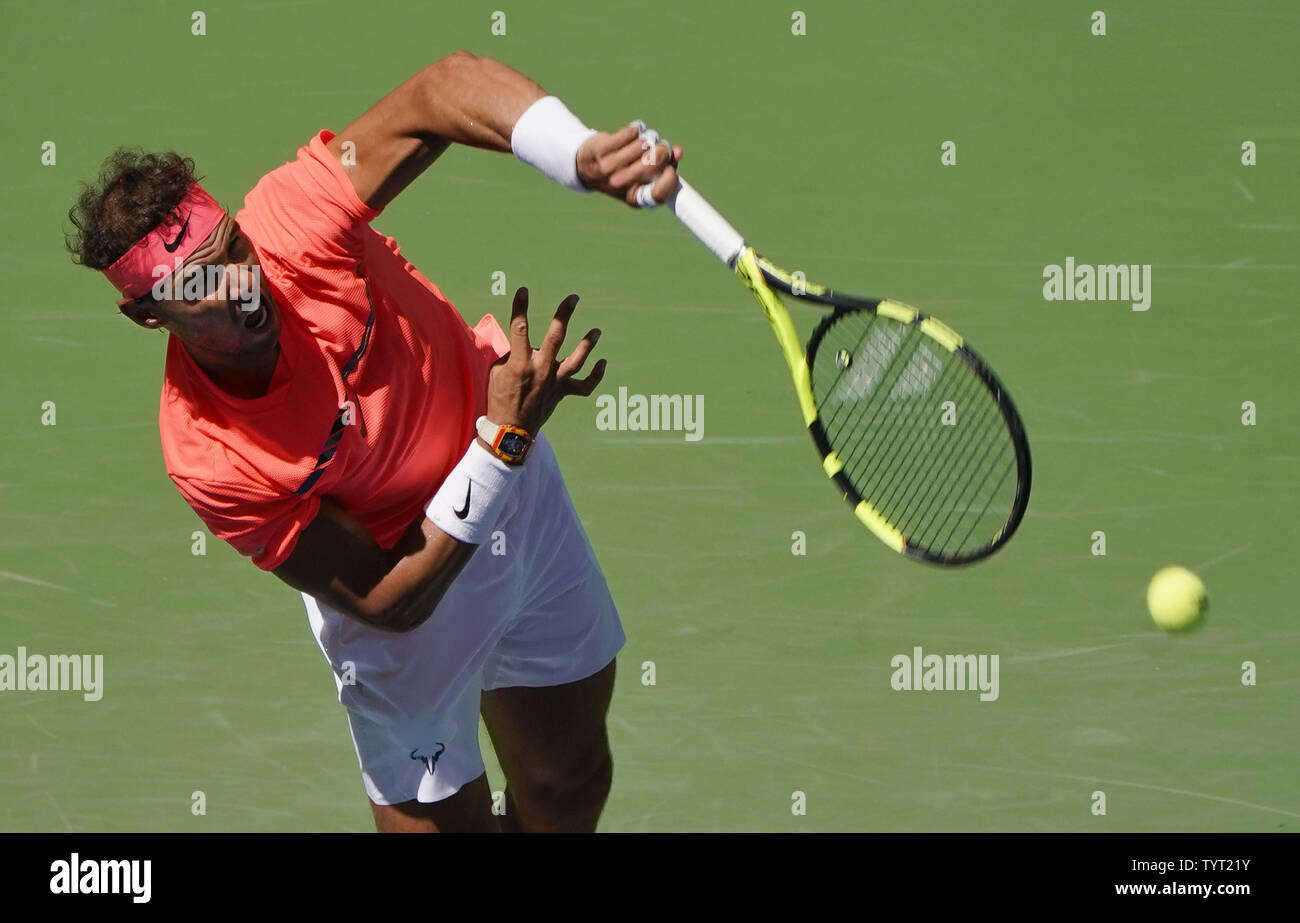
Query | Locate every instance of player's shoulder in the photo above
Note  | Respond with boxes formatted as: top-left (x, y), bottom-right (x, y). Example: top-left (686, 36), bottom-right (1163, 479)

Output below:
top-left (236, 130), bottom-right (380, 263)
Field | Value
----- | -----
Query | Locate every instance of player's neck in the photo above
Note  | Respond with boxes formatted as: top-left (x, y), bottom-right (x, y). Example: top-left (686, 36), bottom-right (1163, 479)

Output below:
top-left (184, 341), bottom-right (281, 399)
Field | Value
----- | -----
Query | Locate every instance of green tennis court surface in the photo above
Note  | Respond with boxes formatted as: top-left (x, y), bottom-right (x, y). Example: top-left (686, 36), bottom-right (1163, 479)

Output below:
top-left (2, 0), bottom-right (1296, 831)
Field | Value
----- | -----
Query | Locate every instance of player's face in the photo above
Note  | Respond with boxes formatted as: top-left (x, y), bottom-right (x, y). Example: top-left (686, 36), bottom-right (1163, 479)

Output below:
top-left (140, 215), bottom-right (280, 358)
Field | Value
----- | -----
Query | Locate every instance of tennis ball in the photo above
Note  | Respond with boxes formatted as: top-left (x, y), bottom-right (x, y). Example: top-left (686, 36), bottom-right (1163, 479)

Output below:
top-left (1147, 566), bottom-right (1208, 633)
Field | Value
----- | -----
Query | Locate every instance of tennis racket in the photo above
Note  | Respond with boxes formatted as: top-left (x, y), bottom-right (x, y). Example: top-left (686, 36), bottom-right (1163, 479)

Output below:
top-left (665, 178), bottom-right (1031, 566)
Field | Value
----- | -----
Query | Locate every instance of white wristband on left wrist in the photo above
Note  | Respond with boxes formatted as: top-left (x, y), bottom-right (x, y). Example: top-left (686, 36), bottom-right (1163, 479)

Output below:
top-left (425, 440), bottom-right (523, 545)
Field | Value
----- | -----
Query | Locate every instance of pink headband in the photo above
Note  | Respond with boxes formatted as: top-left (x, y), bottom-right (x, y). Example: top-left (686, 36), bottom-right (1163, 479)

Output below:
top-left (103, 184), bottom-right (225, 303)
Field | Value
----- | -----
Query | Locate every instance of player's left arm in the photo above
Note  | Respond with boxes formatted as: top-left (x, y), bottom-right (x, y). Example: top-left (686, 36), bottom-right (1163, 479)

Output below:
top-left (326, 51), bottom-right (681, 210)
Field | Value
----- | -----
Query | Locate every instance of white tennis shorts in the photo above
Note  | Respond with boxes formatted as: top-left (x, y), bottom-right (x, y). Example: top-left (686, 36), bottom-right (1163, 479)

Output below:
top-left (301, 435), bottom-right (624, 805)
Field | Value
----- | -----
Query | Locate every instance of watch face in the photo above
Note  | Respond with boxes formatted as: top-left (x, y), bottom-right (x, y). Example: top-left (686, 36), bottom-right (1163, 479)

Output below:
top-left (499, 432), bottom-right (529, 457)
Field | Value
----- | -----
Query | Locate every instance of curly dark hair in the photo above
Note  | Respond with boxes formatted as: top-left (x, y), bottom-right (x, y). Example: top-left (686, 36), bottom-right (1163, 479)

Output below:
top-left (67, 149), bottom-right (202, 269)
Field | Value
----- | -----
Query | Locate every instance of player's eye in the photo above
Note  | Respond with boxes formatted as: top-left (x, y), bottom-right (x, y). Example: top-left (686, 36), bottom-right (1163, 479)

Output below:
top-left (183, 262), bottom-right (225, 302)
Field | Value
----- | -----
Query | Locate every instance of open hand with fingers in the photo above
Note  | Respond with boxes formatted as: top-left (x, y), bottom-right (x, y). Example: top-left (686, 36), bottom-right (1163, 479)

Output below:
top-left (485, 287), bottom-right (607, 440)
top-left (577, 122), bottom-right (683, 208)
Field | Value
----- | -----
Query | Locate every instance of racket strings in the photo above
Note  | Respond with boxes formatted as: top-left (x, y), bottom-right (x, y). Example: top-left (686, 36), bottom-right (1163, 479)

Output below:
top-left (836, 348), bottom-right (942, 494)
top-left (820, 319), bottom-right (918, 440)
top-left (930, 418), bottom-right (1019, 556)
top-left (869, 379), bottom-right (1005, 555)
top-left (867, 364), bottom-right (989, 519)
top-left (820, 315), bottom-right (971, 504)
top-left (950, 458), bottom-right (1017, 553)
top-left (812, 310), bottom-right (1019, 560)
top-left (818, 314), bottom-right (933, 475)
top-left (826, 324), bottom-right (952, 490)
top-left (849, 369), bottom-right (981, 531)
top-left (883, 374), bottom-right (1002, 536)
top-left (906, 400), bottom-right (1014, 553)
top-left (894, 390), bottom-right (1010, 552)
top-left (885, 370), bottom-right (1007, 530)
top-left (899, 425), bottom-right (1004, 548)
top-left (905, 402), bottom-right (1016, 554)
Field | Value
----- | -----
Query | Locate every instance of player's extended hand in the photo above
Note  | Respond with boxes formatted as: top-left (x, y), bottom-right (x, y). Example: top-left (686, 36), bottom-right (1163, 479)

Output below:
top-left (486, 287), bottom-right (607, 436)
top-left (576, 122), bottom-right (683, 207)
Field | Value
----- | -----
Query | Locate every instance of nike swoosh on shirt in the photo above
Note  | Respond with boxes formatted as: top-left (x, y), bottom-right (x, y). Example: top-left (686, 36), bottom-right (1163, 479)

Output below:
top-left (453, 483), bottom-right (472, 520)
top-left (162, 215), bottom-right (191, 253)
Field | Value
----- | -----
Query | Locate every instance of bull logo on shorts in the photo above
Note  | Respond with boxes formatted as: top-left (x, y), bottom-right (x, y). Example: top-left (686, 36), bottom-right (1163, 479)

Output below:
top-left (410, 742), bottom-right (446, 776)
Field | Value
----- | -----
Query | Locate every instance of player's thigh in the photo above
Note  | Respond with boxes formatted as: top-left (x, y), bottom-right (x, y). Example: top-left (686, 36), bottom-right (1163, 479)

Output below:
top-left (370, 773), bottom-right (497, 833)
top-left (480, 658), bottom-right (617, 794)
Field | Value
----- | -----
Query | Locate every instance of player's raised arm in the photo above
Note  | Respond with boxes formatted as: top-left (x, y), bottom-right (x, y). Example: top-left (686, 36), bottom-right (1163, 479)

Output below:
top-left (325, 50), bottom-right (682, 210)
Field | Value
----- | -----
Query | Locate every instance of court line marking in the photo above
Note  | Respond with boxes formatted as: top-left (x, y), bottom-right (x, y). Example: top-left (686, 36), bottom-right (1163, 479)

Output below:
top-left (588, 435), bottom-right (801, 447)
top-left (0, 571), bottom-right (76, 592)
top-left (1194, 543), bottom-right (1252, 572)
top-left (28, 716), bottom-right (59, 741)
top-left (1030, 432), bottom-right (1235, 444)
top-left (45, 793), bottom-right (74, 832)
top-left (950, 762), bottom-right (1300, 820)
top-left (811, 254), bottom-right (1300, 271)
top-left (999, 643), bottom-right (1130, 665)
top-left (1024, 501), bottom-right (1202, 521)
top-left (207, 708), bottom-right (298, 776)
top-left (612, 715), bottom-right (641, 737)
top-left (0, 570), bottom-right (117, 608)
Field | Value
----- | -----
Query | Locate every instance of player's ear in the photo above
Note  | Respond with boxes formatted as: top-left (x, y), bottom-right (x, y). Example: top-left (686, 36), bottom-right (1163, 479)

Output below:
top-left (119, 298), bottom-right (166, 330)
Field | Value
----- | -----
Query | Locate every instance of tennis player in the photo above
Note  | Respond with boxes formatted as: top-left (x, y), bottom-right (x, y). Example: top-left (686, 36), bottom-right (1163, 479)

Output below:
top-left (67, 52), bottom-right (682, 832)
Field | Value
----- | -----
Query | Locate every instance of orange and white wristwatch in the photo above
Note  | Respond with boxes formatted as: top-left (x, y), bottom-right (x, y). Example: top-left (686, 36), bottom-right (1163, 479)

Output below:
top-left (476, 416), bottom-right (532, 466)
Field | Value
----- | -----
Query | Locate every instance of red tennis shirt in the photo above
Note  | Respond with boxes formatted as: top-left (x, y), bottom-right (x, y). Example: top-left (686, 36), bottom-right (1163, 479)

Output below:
top-left (159, 130), bottom-right (508, 570)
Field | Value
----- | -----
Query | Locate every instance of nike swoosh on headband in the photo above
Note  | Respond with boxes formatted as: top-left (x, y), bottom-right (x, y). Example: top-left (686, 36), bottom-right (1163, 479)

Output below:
top-left (162, 215), bottom-right (191, 253)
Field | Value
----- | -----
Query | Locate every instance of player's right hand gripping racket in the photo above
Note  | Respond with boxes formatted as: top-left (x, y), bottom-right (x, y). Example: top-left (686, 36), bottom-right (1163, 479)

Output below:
top-left (666, 179), bottom-right (1031, 565)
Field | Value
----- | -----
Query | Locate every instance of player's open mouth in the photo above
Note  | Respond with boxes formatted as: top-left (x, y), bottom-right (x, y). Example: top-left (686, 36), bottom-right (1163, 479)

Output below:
top-left (243, 303), bottom-right (269, 330)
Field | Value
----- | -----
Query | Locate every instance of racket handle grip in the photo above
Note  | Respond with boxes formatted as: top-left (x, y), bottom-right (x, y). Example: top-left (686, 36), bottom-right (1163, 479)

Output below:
top-left (666, 178), bottom-right (746, 268)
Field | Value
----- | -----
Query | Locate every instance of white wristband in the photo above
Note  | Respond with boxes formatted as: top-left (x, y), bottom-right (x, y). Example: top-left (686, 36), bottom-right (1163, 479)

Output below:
top-left (425, 440), bottom-right (523, 544)
top-left (511, 95), bottom-right (598, 192)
